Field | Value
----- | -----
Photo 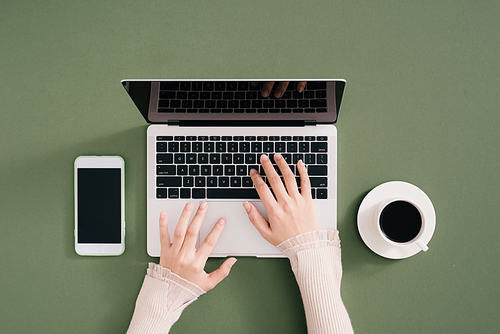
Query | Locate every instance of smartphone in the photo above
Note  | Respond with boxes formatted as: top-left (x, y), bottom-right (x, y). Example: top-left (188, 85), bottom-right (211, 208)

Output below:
top-left (74, 156), bottom-right (125, 256)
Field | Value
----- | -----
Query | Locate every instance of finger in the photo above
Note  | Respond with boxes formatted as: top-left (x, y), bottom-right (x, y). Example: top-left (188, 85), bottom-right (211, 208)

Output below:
top-left (261, 81), bottom-right (275, 97)
top-left (260, 154), bottom-right (288, 201)
top-left (159, 211), bottom-right (171, 250)
top-left (243, 201), bottom-right (273, 241)
top-left (297, 159), bottom-right (312, 199)
top-left (206, 257), bottom-right (237, 291)
top-left (274, 81), bottom-right (290, 98)
top-left (274, 153), bottom-right (299, 196)
top-left (172, 202), bottom-right (194, 251)
top-left (183, 201), bottom-right (208, 249)
top-left (249, 167), bottom-right (276, 206)
top-left (197, 218), bottom-right (226, 259)
top-left (297, 81), bottom-right (307, 93)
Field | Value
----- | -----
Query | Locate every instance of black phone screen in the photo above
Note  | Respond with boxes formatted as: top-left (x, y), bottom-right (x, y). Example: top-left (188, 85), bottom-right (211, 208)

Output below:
top-left (77, 168), bottom-right (122, 243)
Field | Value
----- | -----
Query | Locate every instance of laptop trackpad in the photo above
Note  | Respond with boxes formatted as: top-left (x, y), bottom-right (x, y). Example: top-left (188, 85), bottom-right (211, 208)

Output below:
top-left (199, 201), bottom-right (282, 257)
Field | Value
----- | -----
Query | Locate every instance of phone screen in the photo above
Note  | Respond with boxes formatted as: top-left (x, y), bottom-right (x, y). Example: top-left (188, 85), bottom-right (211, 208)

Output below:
top-left (77, 168), bottom-right (122, 243)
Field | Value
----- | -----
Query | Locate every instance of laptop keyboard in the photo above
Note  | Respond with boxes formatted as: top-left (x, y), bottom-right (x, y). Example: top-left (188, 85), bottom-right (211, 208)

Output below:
top-left (157, 81), bottom-right (328, 114)
top-left (156, 135), bottom-right (328, 200)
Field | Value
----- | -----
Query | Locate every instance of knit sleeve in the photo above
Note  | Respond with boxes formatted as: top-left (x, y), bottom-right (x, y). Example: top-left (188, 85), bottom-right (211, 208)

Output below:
top-left (277, 230), bottom-right (354, 334)
top-left (126, 263), bottom-right (205, 334)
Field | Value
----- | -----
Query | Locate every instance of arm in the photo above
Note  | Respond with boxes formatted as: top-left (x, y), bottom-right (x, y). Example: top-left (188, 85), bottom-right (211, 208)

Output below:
top-left (244, 153), bottom-right (354, 334)
top-left (127, 203), bottom-right (237, 333)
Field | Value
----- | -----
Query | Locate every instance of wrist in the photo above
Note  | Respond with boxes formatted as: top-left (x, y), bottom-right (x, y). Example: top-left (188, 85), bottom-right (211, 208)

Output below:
top-left (276, 230), bottom-right (341, 273)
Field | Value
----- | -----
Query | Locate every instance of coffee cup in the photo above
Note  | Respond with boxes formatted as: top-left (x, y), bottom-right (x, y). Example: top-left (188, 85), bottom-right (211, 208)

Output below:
top-left (374, 198), bottom-right (429, 251)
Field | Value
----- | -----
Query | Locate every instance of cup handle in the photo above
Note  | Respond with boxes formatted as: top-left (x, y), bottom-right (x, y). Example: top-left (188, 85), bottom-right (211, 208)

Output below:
top-left (416, 240), bottom-right (429, 252)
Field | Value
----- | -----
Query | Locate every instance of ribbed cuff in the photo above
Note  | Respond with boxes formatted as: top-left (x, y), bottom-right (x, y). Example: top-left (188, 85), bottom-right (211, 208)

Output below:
top-left (147, 262), bottom-right (205, 297)
top-left (276, 230), bottom-right (341, 274)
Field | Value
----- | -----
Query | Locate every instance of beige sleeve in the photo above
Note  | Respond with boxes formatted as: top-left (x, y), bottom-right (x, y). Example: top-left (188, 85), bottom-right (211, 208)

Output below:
top-left (277, 230), bottom-right (354, 334)
top-left (126, 263), bottom-right (205, 334)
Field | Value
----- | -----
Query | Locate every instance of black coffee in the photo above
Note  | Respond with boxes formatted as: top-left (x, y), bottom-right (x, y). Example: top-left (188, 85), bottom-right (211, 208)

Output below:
top-left (379, 201), bottom-right (422, 243)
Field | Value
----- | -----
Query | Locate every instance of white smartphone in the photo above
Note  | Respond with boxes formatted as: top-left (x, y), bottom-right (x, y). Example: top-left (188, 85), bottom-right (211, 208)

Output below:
top-left (74, 156), bottom-right (125, 256)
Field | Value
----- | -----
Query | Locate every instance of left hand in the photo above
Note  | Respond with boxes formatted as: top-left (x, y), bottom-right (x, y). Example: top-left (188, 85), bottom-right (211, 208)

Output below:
top-left (159, 202), bottom-right (237, 291)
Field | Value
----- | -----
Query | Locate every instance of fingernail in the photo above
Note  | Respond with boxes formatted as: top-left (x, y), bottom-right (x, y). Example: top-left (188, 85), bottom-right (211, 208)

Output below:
top-left (274, 153), bottom-right (282, 160)
top-left (260, 154), bottom-right (269, 162)
top-left (298, 159), bottom-right (304, 167)
top-left (218, 218), bottom-right (226, 225)
top-left (228, 258), bottom-right (237, 268)
top-left (160, 211), bottom-right (166, 219)
top-left (262, 90), bottom-right (269, 97)
top-left (275, 91), bottom-right (282, 98)
top-left (243, 201), bottom-right (251, 212)
top-left (200, 201), bottom-right (207, 209)
top-left (185, 202), bottom-right (194, 210)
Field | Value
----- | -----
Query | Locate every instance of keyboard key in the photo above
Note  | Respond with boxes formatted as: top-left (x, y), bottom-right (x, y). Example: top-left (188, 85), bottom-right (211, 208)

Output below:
top-left (287, 142), bottom-right (297, 152)
top-left (245, 154), bottom-right (257, 164)
top-left (157, 142), bottom-right (167, 152)
top-left (189, 165), bottom-right (199, 175)
top-left (225, 165), bottom-right (235, 175)
top-left (317, 154), bottom-right (327, 164)
top-left (317, 189), bottom-right (328, 199)
top-left (207, 177), bottom-right (217, 187)
top-left (207, 188), bottom-right (260, 199)
top-left (213, 165), bottom-right (223, 175)
top-left (198, 154), bottom-right (209, 164)
top-left (307, 166), bottom-right (328, 176)
top-left (310, 177), bottom-right (327, 187)
top-left (192, 188), bottom-right (205, 199)
top-left (157, 188), bottom-right (167, 198)
top-left (195, 177), bottom-right (205, 187)
top-left (157, 165), bottom-right (176, 175)
top-left (157, 177), bottom-right (182, 187)
top-left (168, 142), bottom-right (179, 152)
top-left (305, 154), bottom-right (315, 164)
top-left (157, 154), bottom-right (173, 164)
top-left (160, 82), bottom-right (179, 90)
top-left (219, 177), bottom-right (229, 187)
top-left (183, 177), bottom-right (194, 187)
top-left (180, 142), bottom-right (191, 152)
top-left (180, 188), bottom-right (190, 199)
top-left (174, 154), bottom-right (185, 164)
top-left (311, 142), bottom-right (327, 152)
top-left (177, 165), bottom-right (188, 175)
top-left (168, 188), bottom-right (179, 198)
top-left (242, 177), bottom-right (253, 187)
top-left (231, 177), bottom-right (242, 187)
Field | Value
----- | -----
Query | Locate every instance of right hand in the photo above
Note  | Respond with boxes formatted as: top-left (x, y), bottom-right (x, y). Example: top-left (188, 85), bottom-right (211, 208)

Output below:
top-left (243, 153), bottom-right (319, 246)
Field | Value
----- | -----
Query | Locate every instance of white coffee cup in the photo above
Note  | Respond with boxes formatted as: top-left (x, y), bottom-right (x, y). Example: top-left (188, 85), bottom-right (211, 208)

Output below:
top-left (374, 197), bottom-right (429, 252)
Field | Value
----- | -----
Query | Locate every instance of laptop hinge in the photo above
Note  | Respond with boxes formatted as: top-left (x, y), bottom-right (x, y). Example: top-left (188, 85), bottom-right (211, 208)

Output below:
top-left (176, 120), bottom-right (307, 127)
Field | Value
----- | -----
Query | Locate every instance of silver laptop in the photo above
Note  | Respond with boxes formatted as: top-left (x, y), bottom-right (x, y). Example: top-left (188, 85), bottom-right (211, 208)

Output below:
top-left (122, 79), bottom-right (346, 257)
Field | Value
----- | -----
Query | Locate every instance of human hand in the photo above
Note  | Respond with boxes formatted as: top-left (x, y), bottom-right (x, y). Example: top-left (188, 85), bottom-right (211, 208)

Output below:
top-left (243, 153), bottom-right (319, 246)
top-left (251, 81), bottom-right (307, 98)
top-left (159, 202), bottom-right (237, 292)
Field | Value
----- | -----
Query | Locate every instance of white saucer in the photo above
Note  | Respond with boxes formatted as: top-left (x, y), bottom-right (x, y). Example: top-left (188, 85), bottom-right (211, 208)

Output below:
top-left (357, 181), bottom-right (436, 259)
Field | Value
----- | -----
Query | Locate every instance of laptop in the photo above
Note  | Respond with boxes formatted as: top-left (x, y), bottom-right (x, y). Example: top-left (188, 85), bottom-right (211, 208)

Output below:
top-left (122, 79), bottom-right (346, 257)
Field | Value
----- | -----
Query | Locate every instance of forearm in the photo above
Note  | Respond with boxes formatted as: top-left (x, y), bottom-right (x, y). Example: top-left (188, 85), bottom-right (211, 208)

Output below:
top-left (127, 263), bottom-right (205, 334)
top-left (277, 230), bottom-right (354, 334)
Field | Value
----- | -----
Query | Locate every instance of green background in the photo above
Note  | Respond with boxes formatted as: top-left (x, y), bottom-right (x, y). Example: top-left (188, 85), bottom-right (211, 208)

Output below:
top-left (1, 1), bottom-right (499, 333)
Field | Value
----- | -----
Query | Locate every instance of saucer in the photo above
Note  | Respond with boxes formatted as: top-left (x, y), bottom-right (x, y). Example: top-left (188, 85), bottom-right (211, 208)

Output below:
top-left (357, 181), bottom-right (436, 259)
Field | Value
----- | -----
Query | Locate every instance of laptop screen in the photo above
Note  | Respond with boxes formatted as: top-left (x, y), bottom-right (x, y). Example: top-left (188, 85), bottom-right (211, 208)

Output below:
top-left (122, 80), bottom-right (345, 125)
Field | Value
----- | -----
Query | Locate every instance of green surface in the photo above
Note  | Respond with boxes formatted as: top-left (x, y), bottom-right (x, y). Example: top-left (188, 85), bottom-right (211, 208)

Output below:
top-left (1, 1), bottom-right (499, 333)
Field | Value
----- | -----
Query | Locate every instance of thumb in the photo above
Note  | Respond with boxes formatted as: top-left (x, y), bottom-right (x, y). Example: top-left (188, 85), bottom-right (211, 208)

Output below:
top-left (243, 201), bottom-right (272, 241)
top-left (206, 257), bottom-right (237, 291)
